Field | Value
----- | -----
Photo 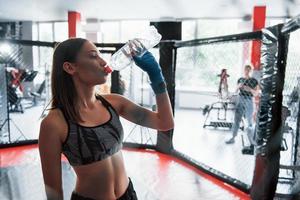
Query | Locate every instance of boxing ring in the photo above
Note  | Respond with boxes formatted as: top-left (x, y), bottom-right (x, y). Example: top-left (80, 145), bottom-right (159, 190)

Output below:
top-left (0, 15), bottom-right (300, 199)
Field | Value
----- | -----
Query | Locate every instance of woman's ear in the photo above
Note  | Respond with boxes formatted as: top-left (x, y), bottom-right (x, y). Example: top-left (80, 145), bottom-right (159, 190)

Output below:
top-left (63, 62), bottom-right (76, 75)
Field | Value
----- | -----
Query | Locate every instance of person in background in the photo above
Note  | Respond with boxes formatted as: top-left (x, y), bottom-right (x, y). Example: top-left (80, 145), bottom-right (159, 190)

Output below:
top-left (226, 65), bottom-right (259, 145)
top-left (287, 76), bottom-right (300, 119)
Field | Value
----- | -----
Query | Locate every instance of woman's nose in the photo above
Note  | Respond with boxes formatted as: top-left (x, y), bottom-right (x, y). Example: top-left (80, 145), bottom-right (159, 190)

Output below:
top-left (101, 61), bottom-right (107, 68)
top-left (98, 57), bottom-right (107, 67)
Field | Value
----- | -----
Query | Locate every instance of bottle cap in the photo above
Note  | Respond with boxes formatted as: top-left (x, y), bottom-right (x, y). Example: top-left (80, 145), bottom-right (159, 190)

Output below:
top-left (104, 65), bottom-right (113, 74)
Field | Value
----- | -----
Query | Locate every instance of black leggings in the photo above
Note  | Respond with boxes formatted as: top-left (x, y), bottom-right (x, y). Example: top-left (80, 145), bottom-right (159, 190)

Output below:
top-left (70, 177), bottom-right (138, 200)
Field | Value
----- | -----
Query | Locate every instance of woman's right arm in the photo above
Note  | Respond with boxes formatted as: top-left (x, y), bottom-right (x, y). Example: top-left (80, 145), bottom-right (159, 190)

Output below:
top-left (38, 115), bottom-right (64, 200)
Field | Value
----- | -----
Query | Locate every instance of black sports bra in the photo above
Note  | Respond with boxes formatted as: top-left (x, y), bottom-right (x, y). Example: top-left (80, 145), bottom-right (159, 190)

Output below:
top-left (60, 95), bottom-right (124, 166)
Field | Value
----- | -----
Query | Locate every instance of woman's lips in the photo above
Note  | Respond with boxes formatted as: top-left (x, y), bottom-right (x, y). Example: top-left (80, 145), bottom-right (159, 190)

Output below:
top-left (103, 65), bottom-right (113, 74)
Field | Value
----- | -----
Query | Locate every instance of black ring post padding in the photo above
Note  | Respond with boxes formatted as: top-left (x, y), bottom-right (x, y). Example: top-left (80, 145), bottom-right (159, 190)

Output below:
top-left (156, 41), bottom-right (176, 154)
top-left (110, 70), bottom-right (120, 94)
top-left (250, 24), bottom-right (290, 200)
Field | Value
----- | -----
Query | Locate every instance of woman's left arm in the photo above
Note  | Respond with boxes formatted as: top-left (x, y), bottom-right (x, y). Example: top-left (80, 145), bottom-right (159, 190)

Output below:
top-left (111, 92), bottom-right (174, 131)
top-left (109, 49), bottom-right (174, 131)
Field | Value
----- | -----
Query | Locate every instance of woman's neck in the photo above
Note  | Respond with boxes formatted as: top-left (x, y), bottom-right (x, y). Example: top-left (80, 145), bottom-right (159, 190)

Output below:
top-left (73, 81), bottom-right (97, 110)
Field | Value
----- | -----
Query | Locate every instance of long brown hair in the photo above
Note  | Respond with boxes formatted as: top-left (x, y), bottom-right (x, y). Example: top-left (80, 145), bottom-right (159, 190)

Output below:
top-left (49, 38), bottom-right (88, 122)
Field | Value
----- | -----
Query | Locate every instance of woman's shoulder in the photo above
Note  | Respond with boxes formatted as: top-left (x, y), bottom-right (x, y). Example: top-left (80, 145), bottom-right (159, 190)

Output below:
top-left (39, 108), bottom-right (68, 144)
top-left (100, 93), bottom-right (128, 115)
top-left (41, 108), bottom-right (64, 123)
top-left (100, 93), bottom-right (121, 101)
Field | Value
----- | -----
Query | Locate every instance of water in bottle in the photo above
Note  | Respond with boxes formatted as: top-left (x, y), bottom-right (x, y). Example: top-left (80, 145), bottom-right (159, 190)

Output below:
top-left (104, 26), bottom-right (162, 73)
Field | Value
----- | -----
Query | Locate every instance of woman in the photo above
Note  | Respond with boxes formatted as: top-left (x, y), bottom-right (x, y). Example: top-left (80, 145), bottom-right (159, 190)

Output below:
top-left (38, 38), bottom-right (174, 200)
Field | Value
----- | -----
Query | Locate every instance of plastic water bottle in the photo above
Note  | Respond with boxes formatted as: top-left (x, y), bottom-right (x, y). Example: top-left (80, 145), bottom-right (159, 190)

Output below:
top-left (104, 26), bottom-right (162, 73)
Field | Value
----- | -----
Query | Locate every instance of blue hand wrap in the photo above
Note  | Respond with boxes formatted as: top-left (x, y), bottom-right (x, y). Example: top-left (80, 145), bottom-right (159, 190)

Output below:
top-left (133, 51), bottom-right (167, 95)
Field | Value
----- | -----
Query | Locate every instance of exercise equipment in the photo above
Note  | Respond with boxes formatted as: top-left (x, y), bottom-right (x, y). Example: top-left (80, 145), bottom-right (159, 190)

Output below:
top-left (6, 68), bottom-right (38, 113)
top-left (29, 80), bottom-right (46, 106)
top-left (202, 69), bottom-right (244, 130)
top-left (0, 67), bottom-right (31, 143)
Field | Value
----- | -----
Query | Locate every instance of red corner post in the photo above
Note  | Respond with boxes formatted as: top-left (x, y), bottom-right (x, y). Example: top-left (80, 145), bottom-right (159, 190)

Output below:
top-left (251, 6), bottom-right (266, 70)
top-left (68, 11), bottom-right (81, 38)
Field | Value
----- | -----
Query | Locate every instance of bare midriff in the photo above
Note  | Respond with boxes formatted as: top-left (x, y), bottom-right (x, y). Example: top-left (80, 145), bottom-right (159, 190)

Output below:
top-left (73, 150), bottom-right (129, 200)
